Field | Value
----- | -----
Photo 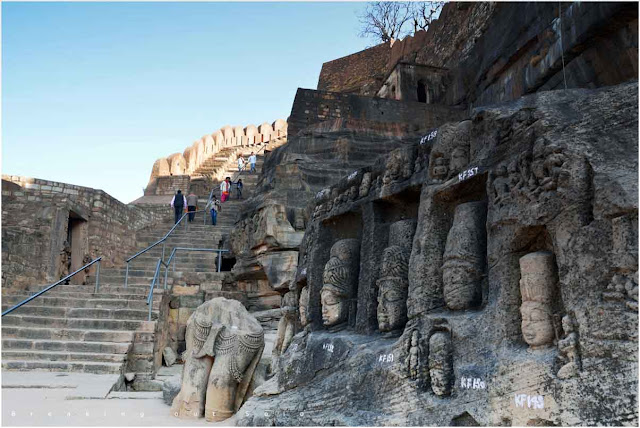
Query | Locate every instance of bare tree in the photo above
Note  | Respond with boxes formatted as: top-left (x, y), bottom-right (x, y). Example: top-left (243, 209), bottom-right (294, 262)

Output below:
top-left (409, 1), bottom-right (445, 33)
top-left (358, 2), bottom-right (445, 44)
top-left (358, 2), bottom-right (412, 43)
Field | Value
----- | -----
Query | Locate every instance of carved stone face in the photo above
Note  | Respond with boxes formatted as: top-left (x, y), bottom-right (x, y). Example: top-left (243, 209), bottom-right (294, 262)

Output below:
top-left (428, 331), bottom-right (452, 396)
top-left (520, 301), bottom-right (554, 348)
top-left (377, 278), bottom-right (408, 331)
top-left (321, 288), bottom-right (348, 326)
top-left (449, 147), bottom-right (468, 173)
top-left (442, 262), bottom-right (482, 310)
top-left (299, 287), bottom-right (311, 327)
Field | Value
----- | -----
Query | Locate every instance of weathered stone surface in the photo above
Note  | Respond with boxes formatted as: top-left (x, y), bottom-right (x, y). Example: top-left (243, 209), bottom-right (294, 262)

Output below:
top-left (163, 347), bottom-right (177, 367)
top-left (235, 83), bottom-right (638, 426)
top-left (162, 375), bottom-right (182, 406)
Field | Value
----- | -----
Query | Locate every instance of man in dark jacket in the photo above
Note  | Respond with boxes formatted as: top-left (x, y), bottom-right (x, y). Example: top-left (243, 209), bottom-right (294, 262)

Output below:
top-left (171, 190), bottom-right (187, 224)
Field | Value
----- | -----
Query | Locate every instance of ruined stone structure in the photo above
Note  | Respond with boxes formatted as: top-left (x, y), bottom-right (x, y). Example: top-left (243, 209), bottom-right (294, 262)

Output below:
top-left (1, 1), bottom-right (637, 426)
top-left (145, 120), bottom-right (288, 197)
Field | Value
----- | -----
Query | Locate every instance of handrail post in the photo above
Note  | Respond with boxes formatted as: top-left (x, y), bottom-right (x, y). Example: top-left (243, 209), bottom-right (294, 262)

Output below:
top-left (164, 264), bottom-right (169, 290)
top-left (94, 260), bottom-right (101, 293)
top-left (124, 262), bottom-right (129, 288)
top-left (217, 250), bottom-right (222, 272)
top-left (162, 241), bottom-right (165, 263)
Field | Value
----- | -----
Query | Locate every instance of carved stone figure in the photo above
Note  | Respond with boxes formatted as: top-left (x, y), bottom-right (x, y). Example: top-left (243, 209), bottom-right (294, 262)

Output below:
top-left (359, 172), bottom-right (372, 198)
top-left (171, 298), bottom-right (264, 422)
top-left (432, 156), bottom-right (449, 182)
top-left (321, 239), bottom-right (360, 327)
top-left (407, 329), bottom-right (423, 381)
top-left (59, 241), bottom-right (71, 282)
top-left (377, 219), bottom-right (416, 331)
top-left (383, 149), bottom-right (413, 186)
top-left (490, 164), bottom-right (510, 205)
top-left (448, 146), bottom-right (469, 178)
top-left (299, 286), bottom-right (311, 328)
top-left (429, 330), bottom-right (453, 396)
top-left (273, 291), bottom-right (298, 358)
top-left (557, 313), bottom-right (581, 379)
top-left (442, 202), bottom-right (486, 310)
top-left (519, 251), bottom-right (557, 349)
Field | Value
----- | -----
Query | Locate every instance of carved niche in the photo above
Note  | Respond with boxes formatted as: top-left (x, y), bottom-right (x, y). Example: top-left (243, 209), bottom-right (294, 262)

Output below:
top-left (442, 201), bottom-right (487, 310)
top-left (321, 239), bottom-right (360, 328)
top-left (519, 251), bottom-right (557, 349)
top-left (428, 324), bottom-right (453, 397)
top-left (377, 219), bottom-right (417, 332)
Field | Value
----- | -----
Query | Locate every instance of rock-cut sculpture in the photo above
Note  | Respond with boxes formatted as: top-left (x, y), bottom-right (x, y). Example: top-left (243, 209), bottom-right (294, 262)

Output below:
top-left (442, 201), bottom-right (486, 310)
top-left (377, 219), bottom-right (416, 331)
top-left (428, 329), bottom-right (453, 396)
top-left (299, 286), bottom-right (311, 328)
top-left (171, 297), bottom-right (264, 422)
top-left (519, 251), bottom-right (557, 349)
top-left (321, 239), bottom-right (360, 327)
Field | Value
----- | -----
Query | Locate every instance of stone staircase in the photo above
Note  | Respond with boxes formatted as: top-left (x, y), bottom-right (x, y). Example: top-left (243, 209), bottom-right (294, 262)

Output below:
top-left (1, 153), bottom-right (267, 376)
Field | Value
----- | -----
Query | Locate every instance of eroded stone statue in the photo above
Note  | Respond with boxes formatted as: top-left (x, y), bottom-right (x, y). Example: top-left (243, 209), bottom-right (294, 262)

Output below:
top-left (377, 219), bottom-right (416, 331)
top-left (442, 202), bottom-right (486, 310)
top-left (428, 329), bottom-right (453, 396)
top-left (519, 251), bottom-right (557, 349)
top-left (171, 297), bottom-right (264, 422)
top-left (273, 291), bottom-right (298, 359)
top-left (299, 286), bottom-right (311, 328)
top-left (406, 329), bottom-right (423, 382)
top-left (321, 239), bottom-right (360, 328)
top-left (557, 313), bottom-right (581, 379)
top-left (359, 172), bottom-right (372, 198)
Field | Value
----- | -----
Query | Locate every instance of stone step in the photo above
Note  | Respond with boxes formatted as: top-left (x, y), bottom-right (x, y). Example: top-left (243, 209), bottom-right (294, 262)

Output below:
top-left (2, 314), bottom-right (156, 331)
top-left (0, 305), bottom-right (159, 321)
top-left (2, 359), bottom-right (123, 374)
top-left (41, 284), bottom-right (167, 294)
top-left (1, 295), bottom-right (160, 310)
top-left (1, 290), bottom-right (151, 300)
top-left (2, 338), bottom-right (131, 354)
top-left (1, 326), bottom-right (152, 343)
top-left (2, 350), bottom-right (127, 364)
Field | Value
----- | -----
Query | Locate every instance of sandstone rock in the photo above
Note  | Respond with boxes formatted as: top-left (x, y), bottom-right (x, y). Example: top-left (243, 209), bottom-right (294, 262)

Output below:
top-left (162, 375), bottom-right (181, 406)
top-left (163, 347), bottom-right (177, 367)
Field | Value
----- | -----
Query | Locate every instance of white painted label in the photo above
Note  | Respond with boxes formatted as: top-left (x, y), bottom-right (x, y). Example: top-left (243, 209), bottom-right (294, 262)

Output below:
top-left (348, 171), bottom-right (358, 181)
top-left (301, 268), bottom-right (307, 276)
top-left (458, 166), bottom-right (479, 182)
top-left (460, 377), bottom-right (486, 389)
top-left (291, 344), bottom-right (298, 352)
top-left (514, 394), bottom-right (544, 409)
top-left (231, 325), bottom-right (238, 330)
top-left (316, 188), bottom-right (330, 200)
top-left (378, 353), bottom-right (394, 363)
top-left (322, 343), bottom-right (334, 353)
top-left (420, 129), bottom-right (438, 145)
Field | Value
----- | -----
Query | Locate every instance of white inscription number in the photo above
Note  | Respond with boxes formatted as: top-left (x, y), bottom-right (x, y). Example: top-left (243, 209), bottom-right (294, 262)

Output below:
top-left (458, 167), bottom-right (479, 182)
top-left (322, 343), bottom-right (334, 353)
top-left (420, 129), bottom-right (438, 145)
top-left (378, 353), bottom-right (394, 363)
top-left (460, 377), bottom-right (486, 389)
top-left (348, 171), bottom-right (358, 181)
top-left (514, 394), bottom-right (544, 409)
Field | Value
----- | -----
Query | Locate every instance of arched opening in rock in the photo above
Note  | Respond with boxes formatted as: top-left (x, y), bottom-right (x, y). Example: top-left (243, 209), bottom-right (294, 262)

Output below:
top-left (451, 411), bottom-right (480, 426)
top-left (417, 80), bottom-right (427, 103)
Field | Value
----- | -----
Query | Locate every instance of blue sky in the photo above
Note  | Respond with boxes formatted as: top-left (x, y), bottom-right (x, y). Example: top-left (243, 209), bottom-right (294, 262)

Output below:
top-left (2, 1), bottom-right (373, 203)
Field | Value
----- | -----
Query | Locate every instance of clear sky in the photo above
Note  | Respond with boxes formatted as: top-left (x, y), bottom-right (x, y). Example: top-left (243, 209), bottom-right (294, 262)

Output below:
top-left (2, 1), bottom-right (374, 203)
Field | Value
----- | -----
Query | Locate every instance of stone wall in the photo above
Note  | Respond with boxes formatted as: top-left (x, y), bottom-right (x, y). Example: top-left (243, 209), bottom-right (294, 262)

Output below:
top-left (239, 82), bottom-right (639, 427)
top-left (1, 176), bottom-right (171, 290)
top-left (317, 41), bottom-right (392, 96)
top-left (287, 88), bottom-right (465, 138)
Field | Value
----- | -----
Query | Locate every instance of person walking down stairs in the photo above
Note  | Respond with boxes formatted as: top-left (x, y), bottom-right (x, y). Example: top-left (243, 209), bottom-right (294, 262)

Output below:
top-left (236, 179), bottom-right (243, 199)
top-left (220, 177), bottom-right (232, 202)
top-left (237, 155), bottom-right (246, 172)
top-left (170, 190), bottom-right (187, 224)
top-left (249, 152), bottom-right (257, 173)
top-left (206, 195), bottom-right (221, 226)
top-left (186, 191), bottom-right (198, 222)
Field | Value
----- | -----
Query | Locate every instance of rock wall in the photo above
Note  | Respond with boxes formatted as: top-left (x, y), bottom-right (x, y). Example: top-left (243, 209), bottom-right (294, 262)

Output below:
top-left (236, 82), bottom-right (638, 426)
top-left (1, 176), bottom-right (171, 290)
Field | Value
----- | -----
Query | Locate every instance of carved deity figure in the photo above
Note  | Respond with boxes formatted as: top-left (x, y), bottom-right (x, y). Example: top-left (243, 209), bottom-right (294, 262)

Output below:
top-left (383, 149), bottom-right (413, 186)
top-left (432, 156), bottom-right (449, 182)
top-left (59, 241), bottom-right (71, 282)
top-left (519, 251), bottom-right (557, 349)
top-left (448, 146), bottom-right (469, 179)
top-left (490, 164), bottom-right (510, 205)
top-left (171, 298), bottom-right (264, 422)
top-left (407, 329), bottom-right (423, 381)
top-left (299, 286), bottom-right (311, 328)
top-left (442, 202), bottom-right (486, 310)
top-left (557, 313), bottom-right (581, 379)
top-left (428, 330), bottom-right (453, 396)
top-left (273, 292), bottom-right (298, 358)
top-left (359, 172), bottom-right (372, 198)
top-left (377, 219), bottom-right (416, 331)
top-left (321, 239), bottom-right (360, 327)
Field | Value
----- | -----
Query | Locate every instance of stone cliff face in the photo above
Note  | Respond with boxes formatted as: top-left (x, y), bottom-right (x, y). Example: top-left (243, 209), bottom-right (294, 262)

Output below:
top-left (237, 82), bottom-right (638, 427)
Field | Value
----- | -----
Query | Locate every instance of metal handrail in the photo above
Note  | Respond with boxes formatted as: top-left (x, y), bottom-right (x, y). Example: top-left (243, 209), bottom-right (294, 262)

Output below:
top-left (2, 257), bottom-right (103, 317)
top-left (162, 247), bottom-right (229, 290)
top-left (124, 209), bottom-right (206, 287)
top-left (145, 247), bottom-right (229, 321)
top-left (147, 258), bottom-right (163, 321)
